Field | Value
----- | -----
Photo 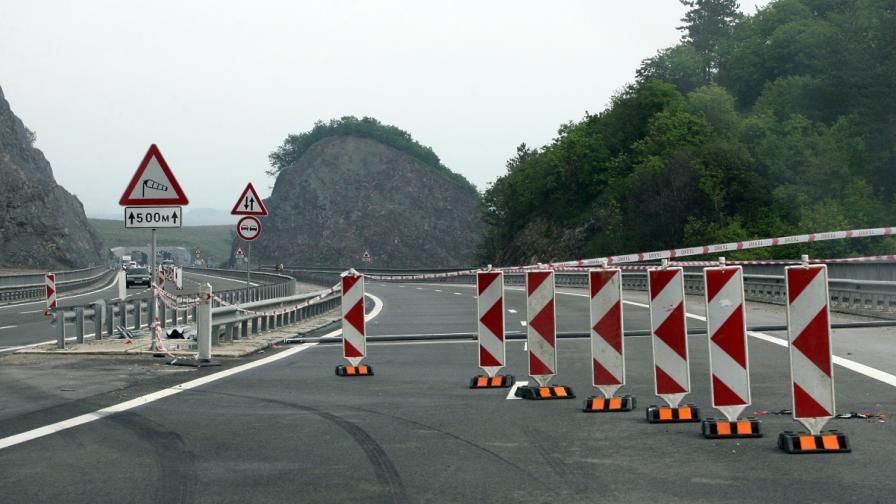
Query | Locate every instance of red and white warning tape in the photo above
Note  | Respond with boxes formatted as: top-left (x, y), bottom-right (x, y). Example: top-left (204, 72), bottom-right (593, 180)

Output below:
top-left (364, 226), bottom-right (894, 281)
top-left (210, 283), bottom-right (342, 317)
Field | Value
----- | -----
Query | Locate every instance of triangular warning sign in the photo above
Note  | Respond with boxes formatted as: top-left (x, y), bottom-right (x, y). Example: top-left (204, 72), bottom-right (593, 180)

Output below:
top-left (234, 247), bottom-right (245, 257)
top-left (231, 182), bottom-right (268, 216)
top-left (119, 144), bottom-right (189, 206)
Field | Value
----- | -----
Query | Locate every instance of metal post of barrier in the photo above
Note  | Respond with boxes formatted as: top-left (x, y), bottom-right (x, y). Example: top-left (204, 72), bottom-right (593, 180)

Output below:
top-left (159, 303), bottom-right (166, 329)
top-left (231, 323), bottom-right (240, 341)
top-left (93, 300), bottom-right (105, 341)
top-left (251, 317), bottom-right (258, 335)
top-left (198, 283), bottom-right (212, 361)
top-left (240, 319), bottom-right (248, 339)
top-left (75, 307), bottom-right (85, 344)
top-left (106, 303), bottom-right (114, 337)
top-left (118, 301), bottom-right (126, 329)
top-left (133, 300), bottom-right (141, 330)
top-left (56, 311), bottom-right (65, 349)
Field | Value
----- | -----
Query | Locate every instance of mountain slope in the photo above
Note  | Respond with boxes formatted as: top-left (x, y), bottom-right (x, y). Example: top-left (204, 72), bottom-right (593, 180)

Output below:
top-left (0, 86), bottom-right (106, 268)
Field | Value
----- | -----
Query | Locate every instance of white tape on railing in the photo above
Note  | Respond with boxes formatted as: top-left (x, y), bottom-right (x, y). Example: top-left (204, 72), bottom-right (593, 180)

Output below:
top-left (362, 226), bottom-right (895, 281)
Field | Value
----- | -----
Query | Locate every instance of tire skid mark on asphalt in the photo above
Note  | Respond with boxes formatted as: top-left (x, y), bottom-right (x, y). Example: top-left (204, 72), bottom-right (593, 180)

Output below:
top-left (523, 425), bottom-right (589, 496)
top-left (106, 412), bottom-right (197, 503)
top-left (196, 391), bottom-right (408, 503)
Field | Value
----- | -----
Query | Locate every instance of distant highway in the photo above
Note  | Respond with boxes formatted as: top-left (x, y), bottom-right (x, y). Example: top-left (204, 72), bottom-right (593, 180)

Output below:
top-left (0, 271), bottom-right (267, 352)
top-left (0, 280), bottom-right (894, 502)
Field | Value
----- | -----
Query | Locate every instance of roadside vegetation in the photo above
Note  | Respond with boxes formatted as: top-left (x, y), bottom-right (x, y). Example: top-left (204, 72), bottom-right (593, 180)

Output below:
top-left (89, 219), bottom-right (235, 264)
top-left (480, 0), bottom-right (896, 263)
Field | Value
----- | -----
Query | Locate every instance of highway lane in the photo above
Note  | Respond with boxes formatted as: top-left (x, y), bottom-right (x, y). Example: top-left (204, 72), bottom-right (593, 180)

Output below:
top-left (0, 281), bottom-right (894, 503)
top-left (0, 272), bottom-right (269, 352)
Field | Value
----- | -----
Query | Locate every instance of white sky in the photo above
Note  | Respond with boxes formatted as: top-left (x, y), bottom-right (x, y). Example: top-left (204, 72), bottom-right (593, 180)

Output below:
top-left (0, 0), bottom-right (771, 217)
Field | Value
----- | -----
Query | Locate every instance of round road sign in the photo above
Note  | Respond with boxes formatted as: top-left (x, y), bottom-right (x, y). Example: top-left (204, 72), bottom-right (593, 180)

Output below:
top-left (236, 216), bottom-right (262, 241)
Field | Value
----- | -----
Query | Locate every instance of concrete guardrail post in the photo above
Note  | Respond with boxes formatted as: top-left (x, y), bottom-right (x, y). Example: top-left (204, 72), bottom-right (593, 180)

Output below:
top-left (75, 307), bottom-right (85, 344)
top-left (56, 311), bottom-right (65, 349)
top-left (198, 283), bottom-right (212, 362)
top-left (93, 300), bottom-right (105, 340)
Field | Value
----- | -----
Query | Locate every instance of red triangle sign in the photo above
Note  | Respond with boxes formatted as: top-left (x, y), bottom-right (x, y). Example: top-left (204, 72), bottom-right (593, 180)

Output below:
top-left (119, 144), bottom-right (189, 206)
top-left (231, 182), bottom-right (268, 216)
top-left (235, 247), bottom-right (244, 257)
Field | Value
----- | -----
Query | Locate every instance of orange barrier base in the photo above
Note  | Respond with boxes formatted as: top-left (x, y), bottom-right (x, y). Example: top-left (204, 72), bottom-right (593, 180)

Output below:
top-left (335, 365), bottom-right (374, 377)
top-left (778, 431), bottom-right (851, 453)
top-left (469, 375), bottom-right (515, 389)
top-left (583, 395), bottom-right (635, 412)
top-left (646, 404), bottom-right (701, 423)
top-left (702, 418), bottom-right (762, 438)
top-left (516, 385), bottom-right (575, 400)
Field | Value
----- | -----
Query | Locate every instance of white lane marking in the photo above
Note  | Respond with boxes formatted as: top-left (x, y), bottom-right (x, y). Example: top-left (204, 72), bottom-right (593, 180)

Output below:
top-left (18, 309), bottom-right (47, 314)
top-left (0, 292), bottom-right (387, 450)
top-left (546, 288), bottom-right (896, 389)
top-left (0, 325), bottom-right (16, 330)
top-left (507, 380), bottom-right (528, 400)
top-left (520, 320), bottom-right (527, 327)
top-left (416, 287), bottom-right (424, 290)
top-left (434, 290), bottom-right (442, 293)
top-left (454, 292), bottom-right (463, 296)
top-left (185, 271), bottom-right (260, 287)
top-left (507, 309), bottom-right (517, 314)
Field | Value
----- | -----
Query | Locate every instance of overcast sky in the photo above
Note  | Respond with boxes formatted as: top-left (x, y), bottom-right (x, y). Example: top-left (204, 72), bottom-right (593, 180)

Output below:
top-left (0, 0), bottom-right (771, 218)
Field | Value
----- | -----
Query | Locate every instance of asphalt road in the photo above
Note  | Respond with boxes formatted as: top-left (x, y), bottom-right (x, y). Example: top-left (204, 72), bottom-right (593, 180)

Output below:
top-left (0, 271), bottom-right (269, 352)
top-left (0, 280), bottom-right (894, 503)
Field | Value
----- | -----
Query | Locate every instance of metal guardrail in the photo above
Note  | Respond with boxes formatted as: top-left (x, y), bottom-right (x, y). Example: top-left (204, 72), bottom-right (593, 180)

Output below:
top-left (182, 267), bottom-right (297, 306)
top-left (0, 267), bottom-right (117, 304)
top-left (0, 265), bottom-right (109, 288)
top-left (209, 291), bottom-right (341, 344)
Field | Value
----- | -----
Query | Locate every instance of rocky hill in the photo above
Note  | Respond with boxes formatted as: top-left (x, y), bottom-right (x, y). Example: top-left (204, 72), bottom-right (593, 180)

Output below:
top-left (251, 133), bottom-right (483, 268)
top-left (0, 86), bottom-right (106, 268)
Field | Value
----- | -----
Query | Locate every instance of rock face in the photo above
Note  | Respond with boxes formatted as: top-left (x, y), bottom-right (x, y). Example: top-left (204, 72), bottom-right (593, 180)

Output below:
top-left (252, 135), bottom-right (484, 268)
top-left (0, 86), bottom-right (106, 268)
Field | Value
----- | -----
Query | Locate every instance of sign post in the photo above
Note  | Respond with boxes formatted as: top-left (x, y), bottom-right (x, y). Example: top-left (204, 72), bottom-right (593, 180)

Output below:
top-left (119, 144), bottom-right (189, 351)
top-left (231, 183), bottom-right (268, 303)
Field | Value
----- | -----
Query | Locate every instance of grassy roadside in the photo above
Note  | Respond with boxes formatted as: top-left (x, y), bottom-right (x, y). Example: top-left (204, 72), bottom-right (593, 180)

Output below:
top-left (89, 219), bottom-right (234, 262)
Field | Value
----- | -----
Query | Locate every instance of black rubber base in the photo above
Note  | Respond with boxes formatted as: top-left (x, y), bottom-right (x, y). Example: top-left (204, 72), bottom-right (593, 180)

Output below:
top-left (646, 404), bottom-right (701, 423)
top-left (335, 364), bottom-right (374, 376)
top-left (702, 418), bottom-right (762, 438)
top-left (167, 357), bottom-right (221, 368)
top-left (515, 385), bottom-right (575, 400)
top-left (583, 395), bottom-right (636, 412)
top-left (469, 375), bottom-right (515, 389)
top-left (778, 430), bottom-right (851, 453)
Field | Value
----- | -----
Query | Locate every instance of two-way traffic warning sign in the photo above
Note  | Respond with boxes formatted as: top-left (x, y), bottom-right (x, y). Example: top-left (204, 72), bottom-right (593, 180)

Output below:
top-left (231, 183), bottom-right (268, 216)
top-left (119, 145), bottom-right (189, 206)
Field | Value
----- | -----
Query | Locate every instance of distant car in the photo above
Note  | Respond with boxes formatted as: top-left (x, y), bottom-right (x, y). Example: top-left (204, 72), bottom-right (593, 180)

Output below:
top-left (125, 267), bottom-right (151, 288)
top-left (125, 261), bottom-right (138, 270)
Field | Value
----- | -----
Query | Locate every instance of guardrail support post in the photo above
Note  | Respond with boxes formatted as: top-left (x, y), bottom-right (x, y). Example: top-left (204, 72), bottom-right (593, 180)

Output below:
top-left (239, 319), bottom-right (248, 340)
top-left (133, 301), bottom-right (141, 330)
top-left (198, 283), bottom-right (212, 361)
top-left (106, 303), bottom-right (114, 337)
top-left (118, 301), bottom-right (126, 329)
top-left (93, 300), bottom-right (105, 341)
top-left (75, 307), bottom-right (85, 344)
top-left (56, 311), bottom-right (65, 349)
top-left (159, 303), bottom-right (166, 329)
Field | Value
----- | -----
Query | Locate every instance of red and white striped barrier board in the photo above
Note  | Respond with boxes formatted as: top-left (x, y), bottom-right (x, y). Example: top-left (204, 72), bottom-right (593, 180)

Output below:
top-left (786, 264), bottom-right (835, 435)
top-left (527, 271), bottom-right (557, 387)
top-left (589, 269), bottom-right (624, 397)
top-left (648, 267), bottom-right (691, 407)
top-left (704, 266), bottom-right (751, 421)
top-left (341, 272), bottom-right (366, 367)
top-left (45, 272), bottom-right (57, 311)
top-left (477, 271), bottom-right (505, 377)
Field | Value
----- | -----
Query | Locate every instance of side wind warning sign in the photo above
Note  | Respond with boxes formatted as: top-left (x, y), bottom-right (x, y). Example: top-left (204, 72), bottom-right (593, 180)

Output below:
top-left (119, 144), bottom-right (189, 206)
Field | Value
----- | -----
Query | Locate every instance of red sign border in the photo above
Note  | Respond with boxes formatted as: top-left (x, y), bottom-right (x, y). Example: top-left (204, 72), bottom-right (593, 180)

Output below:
top-left (236, 215), bottom-right (262, 241)
top-left (119, 144), bottom-right (189, 206)
top-left (231, 182), bottom-right (269, 216)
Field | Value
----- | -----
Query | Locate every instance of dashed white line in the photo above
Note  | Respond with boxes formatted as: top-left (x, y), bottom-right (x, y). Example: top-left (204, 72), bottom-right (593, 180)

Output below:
top-left (453, 292), bottom-right (462, 296)
top-left (0, 325), bottom-right (16, 330)
top-left (434, 290), bottom-right (442, 293)
top-left (507, 309), bottom-right (517, 314)
top-left (520, 320), bottom-right (527, 327)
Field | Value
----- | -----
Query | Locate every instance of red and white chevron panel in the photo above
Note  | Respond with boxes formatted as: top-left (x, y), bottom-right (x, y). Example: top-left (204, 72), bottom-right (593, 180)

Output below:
top-left (786, 264), bottom-right (835, 434)
top-left (45, 273), bottom-right (57, 310)
top-left (589, 269), bottom-right (624, 398)
top-left (527, 271), bottom-right (556, 387)
top-left (477, 271), bottom-right (505, 377)
top-left (704, 266), bottom-right (751, 421)
top-left (648, 267), bottom-right (691, 407)
top-left (341, 273), bottom-right (366, 366)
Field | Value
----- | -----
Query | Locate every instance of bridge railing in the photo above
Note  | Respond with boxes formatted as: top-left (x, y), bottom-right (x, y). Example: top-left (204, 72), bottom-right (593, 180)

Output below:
top-left (0, 266), bottom-right (117, 304)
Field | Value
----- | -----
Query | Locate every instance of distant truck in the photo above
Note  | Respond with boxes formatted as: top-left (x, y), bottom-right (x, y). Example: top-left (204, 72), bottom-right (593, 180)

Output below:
top-left (121, 255), bottom-right (132, 270)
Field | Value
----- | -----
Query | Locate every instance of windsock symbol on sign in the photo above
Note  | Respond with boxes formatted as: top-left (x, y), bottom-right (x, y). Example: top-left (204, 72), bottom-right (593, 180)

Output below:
top-left (704, 266), bottom-right (751, 421)
top-left (589, 269), bottom-right (625, 398)
top-left (341, 273), bottom-right (366, 367)
top-left (786, 264), bottom-right (835, 435)
top-left (477, 271), bottom-right (505, 378)
top-left (648, 267), bottom-right (691, 407)
top-left (527, 271), bottom-right (557, 387)
top-left (45, 272), bottom-right (57, 312)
